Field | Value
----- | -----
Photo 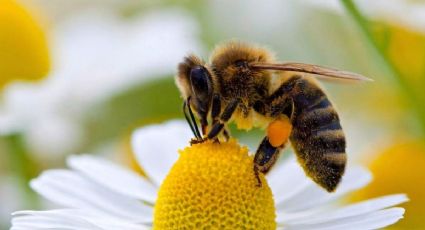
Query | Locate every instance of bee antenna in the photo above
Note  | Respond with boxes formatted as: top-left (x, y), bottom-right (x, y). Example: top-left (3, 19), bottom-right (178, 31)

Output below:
top-left (183, 98), bottom-right (202, 140)
top-left (183, 101), bottom-right (198, 138)
top-left (187, 97), bottom-right (202, 139)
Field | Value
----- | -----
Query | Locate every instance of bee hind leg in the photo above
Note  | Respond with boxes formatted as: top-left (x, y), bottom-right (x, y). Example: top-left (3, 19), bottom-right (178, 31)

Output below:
top-left (253, 137), bottom-right (281, 187)
top-left (254, 165), bottom-right (262, 187)
top-left (253, 117), bottom-right (292, 187)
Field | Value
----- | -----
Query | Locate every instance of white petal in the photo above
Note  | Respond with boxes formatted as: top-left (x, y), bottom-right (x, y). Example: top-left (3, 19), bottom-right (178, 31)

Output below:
top-left (11, 209), bottom-right (149, 230)
top-left (280, 194), bottom-right (408, 225)
top-left (282, 207), bottom-right (405, 230)
top-left (131, 120), bottom-right (193, 186)
top-left (67, 155), bottom-right (157, 204)
top-left (267, 157), bottom-right (311, 205)
top-left (12, 210), bottom-right (100, 230)
top-left (275, 165), bottom-right (372, 212)
top-left (30, 170), bottom-right (153, 224)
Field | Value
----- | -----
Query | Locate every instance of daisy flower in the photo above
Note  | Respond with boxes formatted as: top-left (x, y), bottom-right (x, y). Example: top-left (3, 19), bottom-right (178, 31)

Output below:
top-left (11, 120), bottom-right (407, 229)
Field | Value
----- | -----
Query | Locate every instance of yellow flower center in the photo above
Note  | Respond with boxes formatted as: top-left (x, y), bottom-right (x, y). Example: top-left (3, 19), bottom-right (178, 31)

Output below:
top-left (153, 139), bottom-right (276, 229)
top-left (0, 0), bottom-right (50, 88)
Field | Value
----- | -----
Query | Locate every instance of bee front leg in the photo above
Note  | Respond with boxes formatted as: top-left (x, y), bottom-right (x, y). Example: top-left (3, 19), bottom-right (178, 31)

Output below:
top-left (191, 98), bottom-right (239, 144)
top-left (209, 125), bottom-right (230, 143)
top-left (211, 94), bottom-right (221, 123)
top-left (210, 94), bottom-right (231, 143)
top-left (222, 127), bottom-right (231, 141)
top-left (208, 98), bottom-right (239, 139)
top-left (199, 114), bottom-right (208, 137)
top-left (210, 94), bottom-right (221, 143)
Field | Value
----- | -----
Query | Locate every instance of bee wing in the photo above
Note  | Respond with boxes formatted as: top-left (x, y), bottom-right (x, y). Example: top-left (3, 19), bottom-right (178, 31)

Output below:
top-left (250, 62), bottom-right (372, 82)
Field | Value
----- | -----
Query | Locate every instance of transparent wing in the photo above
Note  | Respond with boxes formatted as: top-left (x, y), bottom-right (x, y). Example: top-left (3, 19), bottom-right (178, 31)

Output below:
top-left (250, 62), bottom-right (372, 82)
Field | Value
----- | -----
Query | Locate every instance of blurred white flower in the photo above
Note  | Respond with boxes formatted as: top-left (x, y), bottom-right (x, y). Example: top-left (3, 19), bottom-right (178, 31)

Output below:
top-left (208, 0), bottom-right (292, 40)
top-left (0, 8), bottom-right (202, 157)
top-left (11, 120), bottom-right (407, 229)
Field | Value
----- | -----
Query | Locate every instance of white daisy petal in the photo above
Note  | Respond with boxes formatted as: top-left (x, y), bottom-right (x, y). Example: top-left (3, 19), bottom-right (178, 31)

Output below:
top-left (67, 155), bottom-right (157, 204)
top-left (11, 210), bottom-right (149, 230)
top-left (10, 121), bottom-right (405, 229)
top-left (267, 157), bottom-right (311, 205)
top-left (275, 165), bottom-right (372, 212)
top-left (131, 120), bottom-right (193, 186)
top-left (282, 207), bottom-right (405, 230)
top-left (30, 170), bottom-right (153, 223)
top-left (12, 210), bottom-right (101, 230)
top-left (279, 194), bottom-right (408, 225)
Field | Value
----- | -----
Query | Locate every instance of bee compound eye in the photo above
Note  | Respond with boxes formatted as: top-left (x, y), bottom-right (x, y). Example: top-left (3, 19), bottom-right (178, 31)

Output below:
top-left (190, 66), bottom-right (211, 98)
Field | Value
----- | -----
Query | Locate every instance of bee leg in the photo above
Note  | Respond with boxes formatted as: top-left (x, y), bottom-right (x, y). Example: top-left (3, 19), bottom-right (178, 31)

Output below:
top-left (253, 117), bottom-right (292, 187)
top-left (222, 127), bottom-right (230, 141)
top-left (200, 116), bottom-right (208, 136)
top-left (191, 98), bottom-right (238, 145)
top-left (210, 94), bottom-right (232, 142)
top-left (210, 94), bottom-right (221, 143)
top-left (253, 137), bottom-right (281, 182)
top-left (253, 137), bottom-right (286, 187)
top-left (193, 99), bottom-right (209, 136)
top-left (254, 165), bottom-right (262, 187)
top-left (211, 94), bottom-right (221, 123)
top-left (211, 126), bottom-right (231, 143)
top-left (207, 98), bottom-right (239, 140)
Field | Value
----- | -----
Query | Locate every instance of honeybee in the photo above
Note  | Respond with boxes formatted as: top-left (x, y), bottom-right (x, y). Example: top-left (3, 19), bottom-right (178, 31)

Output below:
top-left (175, 41), bottom-right (370, 192)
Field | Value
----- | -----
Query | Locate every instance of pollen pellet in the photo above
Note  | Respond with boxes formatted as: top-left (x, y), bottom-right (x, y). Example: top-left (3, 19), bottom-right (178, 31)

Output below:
top-left (267, 117), bottom-right (292, 147)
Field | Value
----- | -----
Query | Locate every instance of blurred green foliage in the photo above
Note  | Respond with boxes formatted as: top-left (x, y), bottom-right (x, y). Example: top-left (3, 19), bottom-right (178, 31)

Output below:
top-left (342, 0), bottom-right (425, 137)
top-left (3, 134), bottom-right (40, 208)
top-left (82, 77), bottom-right (182, 150)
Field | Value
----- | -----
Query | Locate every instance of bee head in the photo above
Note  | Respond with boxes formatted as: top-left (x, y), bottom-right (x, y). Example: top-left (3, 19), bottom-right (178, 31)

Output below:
top-left (176, 55), bottom-right (213, 119)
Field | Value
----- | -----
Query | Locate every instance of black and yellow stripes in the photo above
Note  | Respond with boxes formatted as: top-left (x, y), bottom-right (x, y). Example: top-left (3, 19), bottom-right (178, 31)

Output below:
top-left (288, 76), bottom-right (346, 192)
top-left (259, 75), bottom-right (346, 192)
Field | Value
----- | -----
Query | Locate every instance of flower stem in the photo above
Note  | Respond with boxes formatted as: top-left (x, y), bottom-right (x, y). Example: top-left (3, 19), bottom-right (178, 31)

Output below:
top-left (341, 0), bottom-right (425, 136)
top-left (5, 133), bottom-right (40, 208)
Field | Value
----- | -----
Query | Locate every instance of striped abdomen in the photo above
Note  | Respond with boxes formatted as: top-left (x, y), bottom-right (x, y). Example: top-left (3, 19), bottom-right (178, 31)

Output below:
top-left (288, 76), bottom-right (346, 192)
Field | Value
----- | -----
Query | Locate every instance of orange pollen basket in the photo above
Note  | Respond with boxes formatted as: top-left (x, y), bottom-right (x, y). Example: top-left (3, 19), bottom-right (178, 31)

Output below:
top-left (267, 117), bottom-right (292, 147)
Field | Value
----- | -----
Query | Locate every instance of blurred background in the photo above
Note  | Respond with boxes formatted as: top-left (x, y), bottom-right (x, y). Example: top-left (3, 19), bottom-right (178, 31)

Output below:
top-left (1, 0), bottom-right (424, 229)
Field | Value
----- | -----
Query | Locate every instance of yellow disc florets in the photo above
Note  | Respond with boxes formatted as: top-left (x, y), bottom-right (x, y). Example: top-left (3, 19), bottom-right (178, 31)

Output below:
top-left (153, 139), bottom-right (276, 229)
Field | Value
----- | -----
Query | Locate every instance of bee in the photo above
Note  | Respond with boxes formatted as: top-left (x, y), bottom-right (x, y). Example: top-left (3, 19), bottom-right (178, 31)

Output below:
top-left (175, 41), bottom-right (370, 192)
